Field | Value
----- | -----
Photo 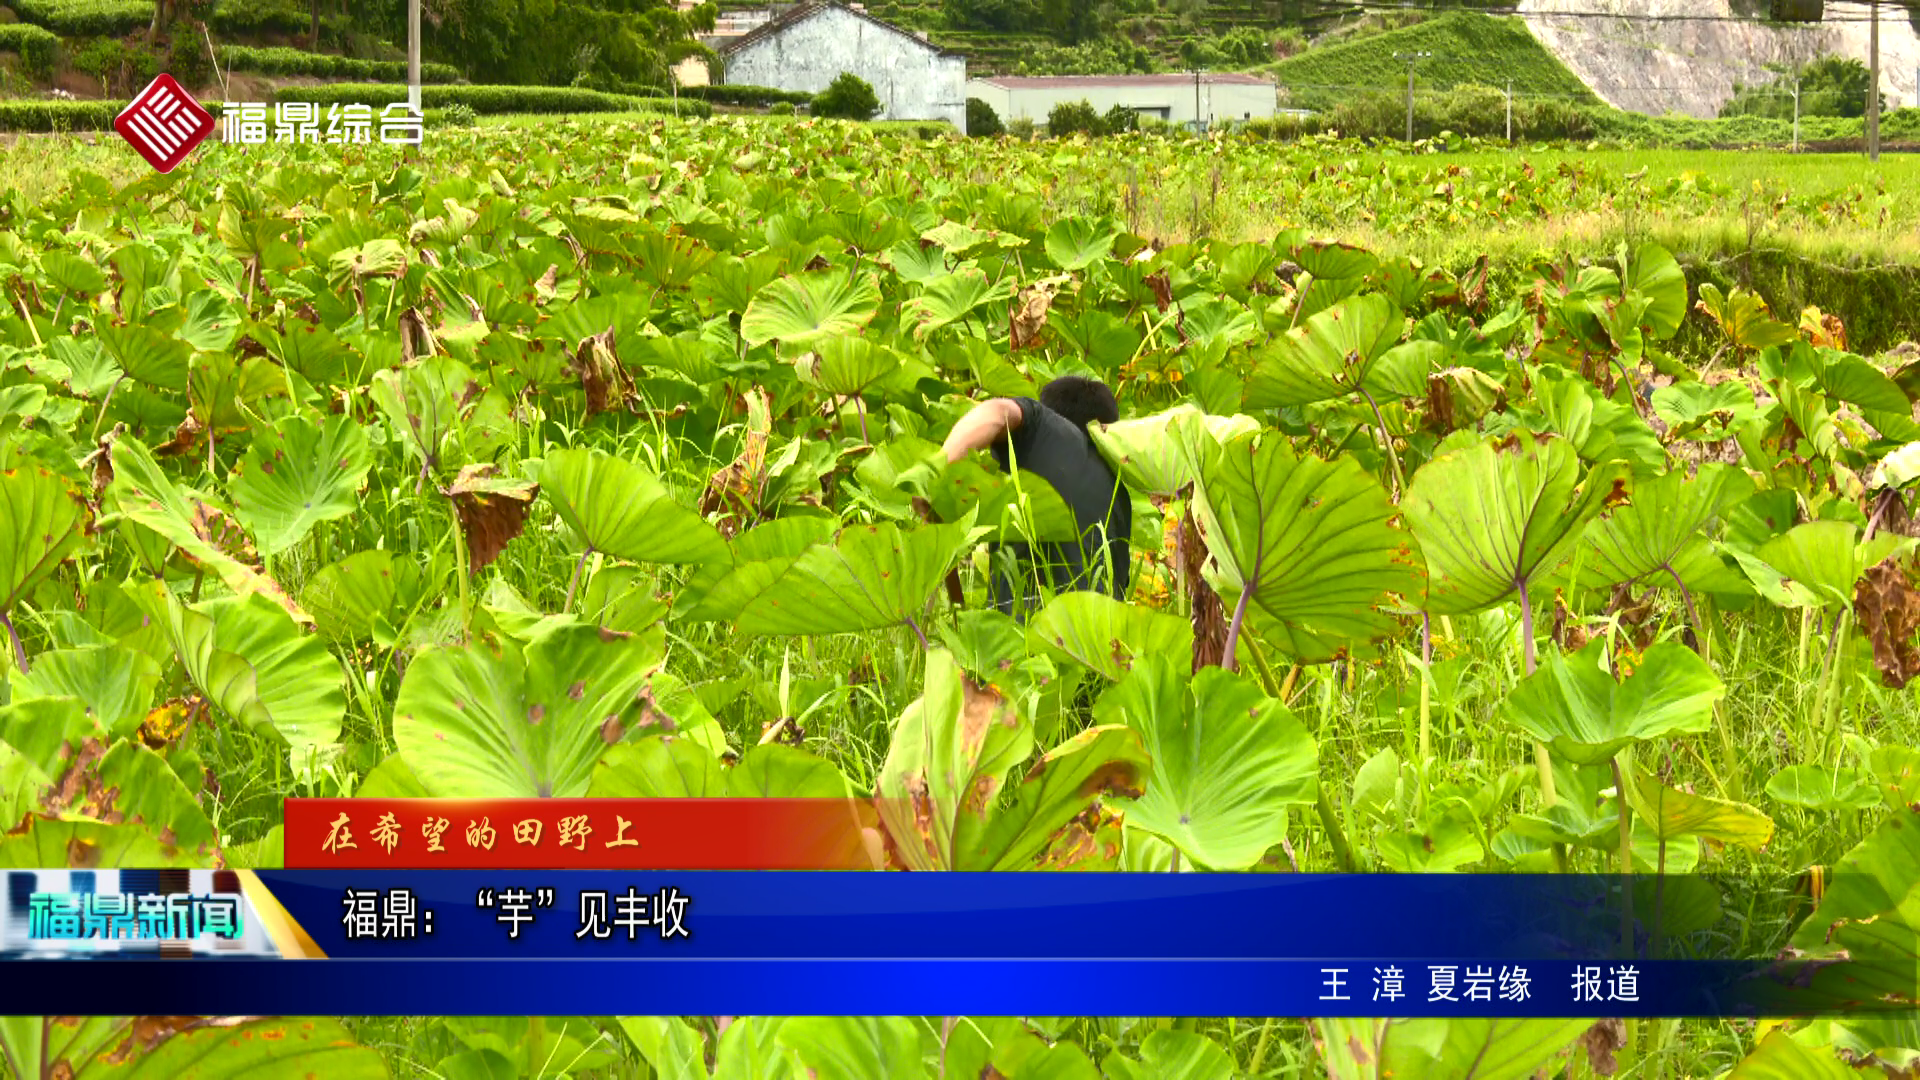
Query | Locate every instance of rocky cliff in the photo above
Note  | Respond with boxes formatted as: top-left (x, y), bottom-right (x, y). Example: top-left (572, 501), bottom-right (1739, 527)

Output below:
top-left (1518, 0), bottom-right (1920, 118)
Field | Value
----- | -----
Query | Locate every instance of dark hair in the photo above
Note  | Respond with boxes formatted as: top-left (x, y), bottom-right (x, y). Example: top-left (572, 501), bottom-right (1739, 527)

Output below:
top-left (1039, 375), bottom-right (1119, 430)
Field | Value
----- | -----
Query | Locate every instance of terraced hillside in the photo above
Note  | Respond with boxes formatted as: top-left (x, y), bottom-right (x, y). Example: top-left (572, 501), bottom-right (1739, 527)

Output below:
top-left (1266, 12), bottom-right (1599, 111)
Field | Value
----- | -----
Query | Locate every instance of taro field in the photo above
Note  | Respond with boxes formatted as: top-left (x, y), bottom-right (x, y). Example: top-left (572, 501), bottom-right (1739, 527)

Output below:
top-left (0, 117), bottom-right (1914, 1078)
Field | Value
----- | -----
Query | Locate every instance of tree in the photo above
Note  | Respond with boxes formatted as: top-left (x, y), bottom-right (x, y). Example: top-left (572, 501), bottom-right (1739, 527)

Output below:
top-left (1039, 0), bottom-right (1109, 44)
top-left (967, 97), bottom-right (1005, 137)
top-left (814, 72), bottom-right (883, 120)
top-left (413, 0), bottom-right (704, 87)
top-left (1101, 103), bottom-right (1138, 134)
top-left (1047, 98), bottom-right (1101, 137)
top-left (1721, 53), bottom-right (1887, 119)
top-left (941, 0), bottom-right (1040, 32)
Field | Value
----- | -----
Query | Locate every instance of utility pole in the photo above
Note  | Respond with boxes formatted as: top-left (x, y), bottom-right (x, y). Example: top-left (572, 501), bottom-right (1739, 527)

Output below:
top-left (407, 0), bottom-right (420, 116)
top-left (1792, 74), bottom-right (1801, 154)
top-left (1193, 67), bottom-right (1204, 134)
top-left (1867, 0), bottom-right (1881, 162)
top-left (1394, 51), bottom-right (1432, 144)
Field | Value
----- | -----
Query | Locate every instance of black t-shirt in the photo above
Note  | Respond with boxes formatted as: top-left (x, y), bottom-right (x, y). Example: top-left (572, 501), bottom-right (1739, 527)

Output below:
top-left (987, 397), bottom-right (1132, 615)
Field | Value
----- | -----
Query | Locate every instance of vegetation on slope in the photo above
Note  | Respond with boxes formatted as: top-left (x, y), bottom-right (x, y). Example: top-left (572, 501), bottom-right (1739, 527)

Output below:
top-left (1267, 11), bottom-right (1600, 111)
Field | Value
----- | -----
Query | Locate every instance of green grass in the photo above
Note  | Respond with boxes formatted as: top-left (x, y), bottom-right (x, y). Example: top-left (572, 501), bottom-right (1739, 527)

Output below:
top-left (1267, 12), bottom-right (1601, 110)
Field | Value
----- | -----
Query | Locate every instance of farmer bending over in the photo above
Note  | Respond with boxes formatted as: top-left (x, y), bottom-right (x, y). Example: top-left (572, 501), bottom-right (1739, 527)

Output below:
top-left (940, 376), bottom-right (1132, 617)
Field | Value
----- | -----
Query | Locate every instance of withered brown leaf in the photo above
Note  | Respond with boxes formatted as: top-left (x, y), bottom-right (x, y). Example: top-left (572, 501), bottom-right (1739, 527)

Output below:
top-left (442, 464), bottom-right (539, 574)
top-left (1856, 554), bottom-right (1920, 688)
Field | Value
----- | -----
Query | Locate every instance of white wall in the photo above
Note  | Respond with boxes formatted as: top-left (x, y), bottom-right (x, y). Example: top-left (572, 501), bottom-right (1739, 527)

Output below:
top-left (966, 79), bottom-right (1277, 127)
top-left (724, 7), bottom-right (968, 132)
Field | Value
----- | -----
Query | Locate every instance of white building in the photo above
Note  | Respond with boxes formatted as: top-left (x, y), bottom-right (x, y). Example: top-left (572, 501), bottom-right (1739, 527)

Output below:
top-left (719, 1), bottom-right (968, 132)
top-left (967, 73), bottom-right (1280, 130)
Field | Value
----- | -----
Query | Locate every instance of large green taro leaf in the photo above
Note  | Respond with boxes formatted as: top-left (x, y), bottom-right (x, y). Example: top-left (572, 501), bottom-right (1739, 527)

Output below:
top-left (1870, 745), bottom-right (1920, 809)
top-left (1105, 1030), bottom-right (1235, 1080)
top-left (1783, 804), bottom-right (1920, 1053)
top-left (1745, 520), bottom-right (1908, 609)
top-left (0, 462), bottom-right (91, 628)
top-left (0, 816), bottom-right (198, 867)
top-left (31, 740), bottom-right (219, 862)
top-left (108, 434), bottom-right (309, 623)
top-left (96, 321), bottom-right (191, 391)
top-left (1244, 293), bottom-right (1428, 408)
top-left (368, 355), bottom-right (484, 479)
top-left (439, 1017), bottom-right (618, 1078)
top-left (1045, 216), bottom-right (1119, 271)
top-left (619, 1017), bottom-right (708, 1080)
top-left (1627, 243), bottom-right (1688, 340)
top-left (1404, 431), bottom-right (1628, 616)
top-left (0, 1016), bottom-right (388, 1080)
top-left (740, 270), bottom-right (882, 353)
top-left (536, 446), bottom-right (728, 565)
top-left (149, 589), bottom-right (345, 778)
top-left (10, 644), bottom-right (160, 739)
top-left (0, 697), bottom-right (101, 780)
top-left (393, 621), bottom-right (663, 798)
top-left (876, 649), bottom-right (1034, 872)
top-left (1579, 464), bottom-right (1754, 590)
top-left (901, 266), bottom-right (1014, 340)
top-left (188, 352), bottom-right (283, 435)
top-left (1631, 767), bottom-right (1774, 849)
top-left (1027, 591), bottom-right (1193, 682)
top-left (228, 412), bottom-right (373, 557)
top-left (674, 516), bottom-right (839, 623)
top-left (1096, 656), bottom-right (1316, 870)
top-left (590, 740), bottom-right (851, 798)
top-left (775, 1017), bottom-right (922, 1080)
top-left (728, 742), bottom-right (853, 797)
top-left (909, 456), bottom-right (1079, 545)
top-left (714, 1016), bottom-right (797, 1080)
top-left (732, 519), bottom-right (973, 638)
top-left (0, 740), bottom-right (51, 830)
top-left (1697, 283), bottom-right (1797, 353)
top-left (1315, 1018), bottom-right (1592, 1080)
top-left (1500, 638), bottom-right (1723, 765)
top-left (1184, 429), bottom-right (1423, 662)
top-left (804, 336), bottom-right (910, 398)
top-left (301, 549), bottom-right (430, 644)
top-left (1725, 1031), bottom-right (1858, 1080)
top-left (950, 724), bottom-right (1148, 871)
top-left (1653, 381), bottom-right (1762, 442)
top-left (1087, 405), bottom-right (1258, 499)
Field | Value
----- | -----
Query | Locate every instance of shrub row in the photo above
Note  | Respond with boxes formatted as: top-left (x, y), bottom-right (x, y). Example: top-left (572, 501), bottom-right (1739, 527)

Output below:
top-left (270, 83), bottom-right (712, 118)
top-left (0, 98), bottom-right (235, 132)
top-left (1237, 90), bottom-right (1920, 149)
top-left (10, 0), bottom-right (151, 36)
top-left (678, 83), bottom-right (813, 107)
top-left (208, 0), bottom-right (309, 36)
top-left (0, 23), bottom-right (60, 78)
top-left (218, 45), bottom-right (462, 84)
top-left (0, 100), bottom-right (124, 132)
top-left (1243, 86), bottom-right (1606, 143)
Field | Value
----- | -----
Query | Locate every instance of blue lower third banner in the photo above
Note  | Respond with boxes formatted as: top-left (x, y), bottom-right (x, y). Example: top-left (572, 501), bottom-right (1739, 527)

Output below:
top-left (0, 869), bottom-right (1910, 1017)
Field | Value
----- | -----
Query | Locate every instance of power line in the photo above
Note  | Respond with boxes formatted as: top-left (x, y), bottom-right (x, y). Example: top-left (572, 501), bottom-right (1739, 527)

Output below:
top-left (1328, 0), bottom-right (1911, 23)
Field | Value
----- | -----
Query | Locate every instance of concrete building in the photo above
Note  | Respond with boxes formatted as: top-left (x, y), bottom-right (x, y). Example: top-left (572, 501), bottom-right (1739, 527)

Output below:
top-left (966, 73), bottom-right (1279, 130)
top-left (719, 1), bottom-right (968, 132)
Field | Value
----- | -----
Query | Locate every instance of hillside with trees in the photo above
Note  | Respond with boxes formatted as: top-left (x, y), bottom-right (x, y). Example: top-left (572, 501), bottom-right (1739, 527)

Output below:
top-left (0, 0), bottom-right (719, 100)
